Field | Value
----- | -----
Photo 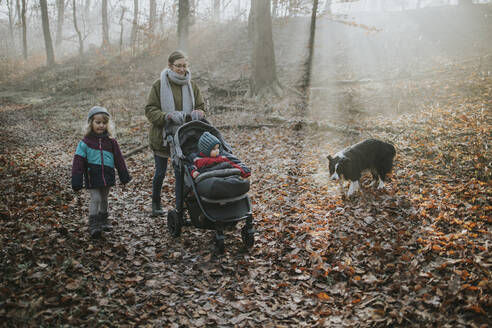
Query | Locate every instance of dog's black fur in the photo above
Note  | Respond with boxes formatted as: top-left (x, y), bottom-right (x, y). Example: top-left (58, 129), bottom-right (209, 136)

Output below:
top-left (327, 139), bottom-right (396, 196)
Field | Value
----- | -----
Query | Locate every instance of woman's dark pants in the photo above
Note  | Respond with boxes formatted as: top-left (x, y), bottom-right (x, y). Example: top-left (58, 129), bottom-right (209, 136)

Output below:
top-left (152, 154), bottom-right (182, 212)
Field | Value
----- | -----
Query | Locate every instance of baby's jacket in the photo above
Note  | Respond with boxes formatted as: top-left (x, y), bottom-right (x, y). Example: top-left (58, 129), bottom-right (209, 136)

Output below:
top-left (190, 151), bottom-right (251, 178)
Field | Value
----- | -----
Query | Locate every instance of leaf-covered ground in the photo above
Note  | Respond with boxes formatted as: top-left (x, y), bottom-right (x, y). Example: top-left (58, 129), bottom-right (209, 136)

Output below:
top-left (1, 60), bottom-right (490, 327)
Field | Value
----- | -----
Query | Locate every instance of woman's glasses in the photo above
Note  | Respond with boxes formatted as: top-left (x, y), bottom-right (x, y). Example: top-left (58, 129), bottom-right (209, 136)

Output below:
top-left (172, 64), bottom-right (187, 69)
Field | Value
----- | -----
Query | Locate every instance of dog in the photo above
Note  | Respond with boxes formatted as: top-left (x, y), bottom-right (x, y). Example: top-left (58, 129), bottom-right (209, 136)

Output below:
top-left (327, 139), bottom-right (396, 196)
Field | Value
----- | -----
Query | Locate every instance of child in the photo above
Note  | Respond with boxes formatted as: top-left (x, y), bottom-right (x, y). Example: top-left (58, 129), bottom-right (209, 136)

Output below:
top-left (191, 131), bottom-right (251, 179)
top-left (71, 106), bottom-right (131, 238)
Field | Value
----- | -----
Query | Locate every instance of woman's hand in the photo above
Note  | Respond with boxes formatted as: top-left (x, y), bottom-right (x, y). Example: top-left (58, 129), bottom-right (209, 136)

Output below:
top-left (191, 110), bottom-right (204, 121)
top-left (166, 111), bottom-right (184, 124)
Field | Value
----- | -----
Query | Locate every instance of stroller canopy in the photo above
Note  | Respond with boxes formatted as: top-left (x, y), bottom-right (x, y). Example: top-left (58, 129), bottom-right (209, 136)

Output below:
top-left (171, 121), bottom-right (233, 162)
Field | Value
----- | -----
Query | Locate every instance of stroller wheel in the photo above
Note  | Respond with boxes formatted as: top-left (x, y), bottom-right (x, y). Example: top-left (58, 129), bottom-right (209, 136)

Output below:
top-left (167, 210), bottom-right (182, 238)
top-left (241, 225), bottom-right (255, 248)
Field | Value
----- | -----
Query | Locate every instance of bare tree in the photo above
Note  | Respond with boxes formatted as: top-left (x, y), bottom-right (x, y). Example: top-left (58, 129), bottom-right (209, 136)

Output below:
top-left (16, 0), bottom-right (21, 31)
top-left (189, 0), bottom-right (196, 25)
top-left (15, 0), bottom-right (19, 18)
top-left (324, 0), bottom-right (331, 13)
top-left (119, 6), bottom-right (127, 52)
top-left (55, 0), bottom-right (65, 48)
top-left (213, 0), bottom-right (220, 21)
top-left (149, 0), bottom-right (156, 35)
top-left (272, 0), bottom-right (278, 18)
top-left (130, 0), bottom-right (139, 54)
top-left (102, 0), bottom-right (109, 47)
top-left (40, 0), bottom-right (56, 66)
top-left (21, 0), bottom-right (27, 59)
top-left (248, 0), bottom-right (282, 98)
top-left (84, 0), bottom-right (91, 16)
top-left (158, 1), bottom-right (166, 34)
top-left (73, 0), bottom-right (84, 55)
top-left (6, 0), bottom-right (15, 53)
top-left (178, 0), bottom-right (190, 52)
top-left (301, 0), bottom-right (318, 94)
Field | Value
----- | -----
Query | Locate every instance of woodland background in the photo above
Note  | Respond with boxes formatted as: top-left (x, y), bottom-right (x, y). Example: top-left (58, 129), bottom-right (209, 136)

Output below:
top-left (0, 0), bottom-right (491, 327)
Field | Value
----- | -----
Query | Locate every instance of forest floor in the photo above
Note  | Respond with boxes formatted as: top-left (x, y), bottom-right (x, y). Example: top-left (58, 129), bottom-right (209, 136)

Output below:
top-left (1, 55), bottom-right (490, 327)
top-left (1, 7), bottom-right (492, 327)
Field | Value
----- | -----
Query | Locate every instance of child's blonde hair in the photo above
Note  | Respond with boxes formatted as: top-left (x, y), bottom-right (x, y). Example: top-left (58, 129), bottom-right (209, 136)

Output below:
top-left (85, 114), bottom-right (113, 137)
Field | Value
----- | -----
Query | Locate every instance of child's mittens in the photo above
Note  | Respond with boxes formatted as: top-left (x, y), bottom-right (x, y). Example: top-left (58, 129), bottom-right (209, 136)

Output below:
top-left (192, 170), bottom-right (200, 179)
top-left (119, 172), bottom-right (132, 185)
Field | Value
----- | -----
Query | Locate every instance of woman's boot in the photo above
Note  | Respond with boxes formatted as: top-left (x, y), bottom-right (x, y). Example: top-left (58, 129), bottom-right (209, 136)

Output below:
top-left (89, 215), bottom-right (102, 238)
top-left (152, 201), bottom-right (164, 216)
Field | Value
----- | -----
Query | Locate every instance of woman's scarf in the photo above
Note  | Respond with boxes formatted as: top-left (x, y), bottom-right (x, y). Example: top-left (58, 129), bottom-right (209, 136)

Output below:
top-left (160, 68), bottom-right (195, 148)
top-left (160, 68), bottom-right (195, 115)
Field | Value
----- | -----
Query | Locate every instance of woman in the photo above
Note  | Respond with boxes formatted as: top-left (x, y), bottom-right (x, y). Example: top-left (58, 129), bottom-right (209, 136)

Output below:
top-left (145, 50), bottom-right (205, 216)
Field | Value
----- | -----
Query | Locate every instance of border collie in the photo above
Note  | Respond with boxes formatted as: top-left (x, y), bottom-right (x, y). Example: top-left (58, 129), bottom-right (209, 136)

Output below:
top-left (327, 139), bottom-right (396, 196)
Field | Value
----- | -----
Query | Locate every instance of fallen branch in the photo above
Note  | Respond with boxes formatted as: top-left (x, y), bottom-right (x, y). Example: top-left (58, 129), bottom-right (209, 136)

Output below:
top-left (210, 104), bottom-right (245, 113)
top-left (216, 123), bottom-right (277, 130)
top-left (124, 144), bottom-right (148, 158)
top-left (265, 116), bottom-right (359, 134)
top-left (208, 85), bottom-right (248, 97)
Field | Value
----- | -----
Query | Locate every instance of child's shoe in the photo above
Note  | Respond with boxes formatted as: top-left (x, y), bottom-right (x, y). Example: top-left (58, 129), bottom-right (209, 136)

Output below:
top-left (99, 212), bottom-right (112, 231)
top-left (89, 215), bottom-right (102, 238)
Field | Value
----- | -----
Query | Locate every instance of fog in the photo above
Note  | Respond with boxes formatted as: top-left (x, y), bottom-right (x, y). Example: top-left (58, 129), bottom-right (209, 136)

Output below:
top-left (1, 0), bottom-right (491, 123)
top-left (1, 0), bottom-right (489, 58)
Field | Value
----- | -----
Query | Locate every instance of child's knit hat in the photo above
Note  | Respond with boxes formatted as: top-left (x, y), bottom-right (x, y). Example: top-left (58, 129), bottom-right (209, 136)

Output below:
top-left (198, 132), bottom-right (220, 156)
top-left (87, 106), bottom-right (110, 122)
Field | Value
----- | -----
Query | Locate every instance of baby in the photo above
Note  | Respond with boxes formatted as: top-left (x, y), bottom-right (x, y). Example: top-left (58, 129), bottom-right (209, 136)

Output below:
top-left (191, 132), bottom-right (250, 179)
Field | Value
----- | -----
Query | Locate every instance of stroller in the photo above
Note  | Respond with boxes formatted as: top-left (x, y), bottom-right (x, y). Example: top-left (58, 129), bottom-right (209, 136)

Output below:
top-left (165, 118), bottom-right (255, 253)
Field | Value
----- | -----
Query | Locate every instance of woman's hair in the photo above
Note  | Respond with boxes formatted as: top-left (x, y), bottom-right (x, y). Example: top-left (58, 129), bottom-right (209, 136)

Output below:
top-left (84, 114), bottom-right (113, 137)
top-left (168, 50), bottom-right (187, 65)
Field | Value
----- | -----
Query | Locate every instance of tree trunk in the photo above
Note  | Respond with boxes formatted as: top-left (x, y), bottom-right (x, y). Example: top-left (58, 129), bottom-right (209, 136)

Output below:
top-left (272, 0), bottom-right (278, 18)
top-left (14, 0), bottom-right (22, 37)
top-left (248, 0), bottom-right (282, 99)
top-left (16, 0), bottom-right (21, 24)
top-left (213, 0), bottom-right (220, 21)
top-left (301, 0), bottom-right (318, 94)
top-left (324, 0), bottom-right (331, 13)
top-left (102, 0), bottom-right (109, 47)
top-left (40, 0), bottom-right (56, 66)
top-left (6, 0), bottom-right (15, 54)
top-left (130, 0), bottom-right (139, 54)
top-left (190, 0), bottom-right (196, 26)
top-left (288, 0), bottom-right (296, 17)
top-left (149, 0), bottom-right (156, 36)
top-left (84, 0), bottom-right (91, 16)
top-left (119, 6), bottom-right (126, 53)
top-left (55, 0), bottom-right (65, 48)
top-left (73, 0), bottom-right (84, 55)
top-left (158, 2), bottom-right (166, 34)
top-left (21, 0), bottom-right (27, 60)
top-left (178, 0), bottom-right (189, 52)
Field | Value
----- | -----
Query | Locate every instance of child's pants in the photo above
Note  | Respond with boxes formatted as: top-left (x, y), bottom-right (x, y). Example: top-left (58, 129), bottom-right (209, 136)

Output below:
top-left (89, 187), bottom-right (110, 216)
